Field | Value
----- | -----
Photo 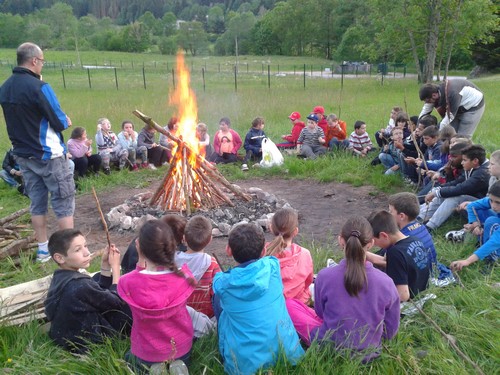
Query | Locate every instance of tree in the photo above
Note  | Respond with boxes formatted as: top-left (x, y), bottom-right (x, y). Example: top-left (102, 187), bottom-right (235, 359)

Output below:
top-left (0, 13), bottom-right (27, 48)
top-left (122, 21), bottom-right (151, 52)
top-left (177, 21), bottom-right (209, 56)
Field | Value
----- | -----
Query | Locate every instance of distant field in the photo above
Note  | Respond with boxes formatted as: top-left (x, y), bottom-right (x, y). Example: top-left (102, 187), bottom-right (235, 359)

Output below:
top-left (0, 49), bottom-right (498, 153)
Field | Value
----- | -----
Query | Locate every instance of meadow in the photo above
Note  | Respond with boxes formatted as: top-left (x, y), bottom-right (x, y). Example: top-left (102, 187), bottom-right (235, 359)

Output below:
top-left (0, 49), bottom-right (499, 374)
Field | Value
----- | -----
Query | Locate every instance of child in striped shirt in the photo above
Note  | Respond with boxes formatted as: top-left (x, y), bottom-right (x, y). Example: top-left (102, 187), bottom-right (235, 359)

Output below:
top-left (348, 120), bottom-right (374, 157)
top-left (297, 114), bottom-right (326, 159)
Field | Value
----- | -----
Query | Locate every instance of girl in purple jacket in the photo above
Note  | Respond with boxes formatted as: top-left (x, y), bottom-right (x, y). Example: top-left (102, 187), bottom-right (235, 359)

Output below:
top-left (286, 216), bottom-right (400, 362)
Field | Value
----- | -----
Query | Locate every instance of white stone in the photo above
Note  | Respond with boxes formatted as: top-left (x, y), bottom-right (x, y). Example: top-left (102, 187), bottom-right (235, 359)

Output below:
top-left (120, 216), bottom-right (133, 230)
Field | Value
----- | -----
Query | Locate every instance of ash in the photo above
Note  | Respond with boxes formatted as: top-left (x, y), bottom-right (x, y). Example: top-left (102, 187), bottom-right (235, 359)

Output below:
top-left (106, 186), bottom-right (293, 237)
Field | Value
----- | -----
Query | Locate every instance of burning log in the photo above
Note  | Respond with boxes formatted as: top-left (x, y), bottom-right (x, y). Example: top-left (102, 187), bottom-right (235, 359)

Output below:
top-left (133, 110), bottom-right (252, 213)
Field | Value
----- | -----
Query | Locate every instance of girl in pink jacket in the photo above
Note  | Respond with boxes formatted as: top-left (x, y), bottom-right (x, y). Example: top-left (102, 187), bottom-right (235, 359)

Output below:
top-left (118, 219), bottom-right (195, 374)
top-left (266, 208), bottom-right (314, 304)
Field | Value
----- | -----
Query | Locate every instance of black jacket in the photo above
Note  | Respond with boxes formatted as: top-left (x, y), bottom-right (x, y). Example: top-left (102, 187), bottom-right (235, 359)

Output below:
top-left (436, 160), bottom-right (490, 199)
top-left (0, 67), bottom-right (69, 160)
top-left (44, 269), bottom-right (131, 352)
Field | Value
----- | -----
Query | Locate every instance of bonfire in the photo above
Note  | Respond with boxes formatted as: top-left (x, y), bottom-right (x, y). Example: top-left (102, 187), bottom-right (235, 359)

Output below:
top-left (133, 53), bottom-right (251, 214)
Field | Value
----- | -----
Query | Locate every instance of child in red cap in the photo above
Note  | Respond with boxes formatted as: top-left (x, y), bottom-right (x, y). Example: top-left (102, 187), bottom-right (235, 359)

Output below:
top-left (313, 106), bottom-right (328, 134)
top-left (277, 112), bottom-right (305, 149)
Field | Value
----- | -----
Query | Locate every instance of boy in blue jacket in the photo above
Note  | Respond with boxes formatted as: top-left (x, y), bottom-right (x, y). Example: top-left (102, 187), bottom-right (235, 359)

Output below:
top-left (213, 223), bottom-right (304, 374)
top-left (451, 181), bottom-right (500, 271)
top-left (241, 117), bottom-right (266, 171)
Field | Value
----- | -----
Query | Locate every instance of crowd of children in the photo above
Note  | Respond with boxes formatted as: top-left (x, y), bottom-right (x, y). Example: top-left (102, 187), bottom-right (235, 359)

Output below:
top-left (2, 101), bottom-right (494, 373)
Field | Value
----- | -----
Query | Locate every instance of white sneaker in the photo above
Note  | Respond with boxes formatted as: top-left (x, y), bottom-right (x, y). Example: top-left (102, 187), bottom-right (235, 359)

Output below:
top-left (241, 164), bottom-right (249, 171)
top-left (445, 229), bottom-right (465, 242)
top-left (327, 258), bottom-right (338, 267)
top-left (169, 360), bottom-right (189, 375)
top-left (148, 164), bottom-right (157, 170)
top-left (36, 250), bottom-right (51, 263)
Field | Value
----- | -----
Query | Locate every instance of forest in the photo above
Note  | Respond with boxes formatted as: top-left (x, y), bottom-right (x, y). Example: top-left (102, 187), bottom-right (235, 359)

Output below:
top-left (0, 0), bottom-right (498, 82)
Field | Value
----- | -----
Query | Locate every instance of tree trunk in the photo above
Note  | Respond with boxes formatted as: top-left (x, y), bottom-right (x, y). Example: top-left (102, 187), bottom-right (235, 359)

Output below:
top-left (422, 0), bottom-right (441, 83)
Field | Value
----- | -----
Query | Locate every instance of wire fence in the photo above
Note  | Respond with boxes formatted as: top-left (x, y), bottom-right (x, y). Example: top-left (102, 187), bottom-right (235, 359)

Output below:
top-left (0, 59), bottom-right (409, 92)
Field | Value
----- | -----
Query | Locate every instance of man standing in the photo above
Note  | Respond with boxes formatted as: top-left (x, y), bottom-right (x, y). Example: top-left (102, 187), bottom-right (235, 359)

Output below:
top-left (418, 79), bottom-right (485, 137)
top-left (0, 42), bottom-right (74, 262)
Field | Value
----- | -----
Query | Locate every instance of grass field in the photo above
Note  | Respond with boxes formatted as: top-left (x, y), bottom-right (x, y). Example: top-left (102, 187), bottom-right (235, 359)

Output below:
top-left (0, 50), bottom-right (499, 374)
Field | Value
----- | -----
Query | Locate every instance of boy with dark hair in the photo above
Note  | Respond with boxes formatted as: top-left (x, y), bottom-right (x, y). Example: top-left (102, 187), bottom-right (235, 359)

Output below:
top-left (213, 223), bottom-right (304, 374)
top-left (416, 126), bottom-right (443, 171)
top-left (242, 117), bottom-right (266, 171)
top-left (420, 145), bottom-right (490, 230)
top-left (175, 215), bottom-right (221, 317)
top-left (451, 181), bottom-right (500, 271)
top-left (297, 114), bottom-right (326, 159)
top-left (348, 120), bottom-right (374, 157)
top-left (44, 229), bottom-right (131, 353)
top-left (366, 210), bottom-right (430, 302)
top-left (0, 147), bottom-right (24, 194)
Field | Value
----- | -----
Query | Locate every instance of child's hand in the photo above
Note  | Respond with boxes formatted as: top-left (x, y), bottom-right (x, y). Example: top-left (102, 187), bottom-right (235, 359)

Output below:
top-left (472, 227), bottom-right (483, 237)
top-left (415, 158), bottom-right (423, 167)
top-left (458, 201), bottom-right (470, 210)
top-left (424, 192), bottom-right (435, 204)
top-left (404, 157), bottom-right (416, 164)
top-left (97, 124), bottom-right (102, 131)
top-left (450, 259), bottom-right (468, 271)
top-left (108, 244), bottom-right (121, 270)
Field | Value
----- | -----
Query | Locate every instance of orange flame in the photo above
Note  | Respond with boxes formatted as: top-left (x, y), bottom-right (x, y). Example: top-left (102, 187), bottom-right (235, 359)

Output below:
top-left (169, 51), bottom-right (200, 165)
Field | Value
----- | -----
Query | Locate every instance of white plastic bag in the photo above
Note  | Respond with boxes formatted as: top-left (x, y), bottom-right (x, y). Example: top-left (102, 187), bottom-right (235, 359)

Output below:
top-left (260, 138), bottom-right (284, 167)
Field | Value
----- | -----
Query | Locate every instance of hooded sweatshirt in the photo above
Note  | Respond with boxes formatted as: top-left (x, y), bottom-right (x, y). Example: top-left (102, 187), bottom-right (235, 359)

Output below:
top-left (117, 264), bottom-right (195, 362)
top-left (213, 256), bottom-right (304, 375)
top-left (44, 269), bottom-right (131, 352)
top-left (269, 243), bottom-right (314, 303)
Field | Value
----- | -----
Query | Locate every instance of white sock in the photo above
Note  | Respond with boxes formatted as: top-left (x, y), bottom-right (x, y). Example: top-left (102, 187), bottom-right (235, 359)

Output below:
top-left (38, 240), bottom-right (49, 252)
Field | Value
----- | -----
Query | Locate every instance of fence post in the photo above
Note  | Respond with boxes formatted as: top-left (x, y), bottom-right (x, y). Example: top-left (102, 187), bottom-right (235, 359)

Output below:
top-left (87, 68), bottom-right (92, 89)
top-left (277, 64), bottom-right (280, 74)
top-left (218, 63), bottom-right (220, 73)
top-left (61, 68), bottom-right (66, 89)
top-left (114, 67), bottom-right (118, 90)
top-left (268, 65), bottom-right (271, 89)
top-left (294, 65), bottom-right (296, 75)
top-left (303, 64), bottom-right (306, 89)
top-left (404, 65), bottom-right (406, 77)
top-left (321, 66), bottom-right (323, 77)
top-left (310, 64), bottom-right (313, 77)
top-left (356, 65), bottom-right (359, 77)
top-left (143, 67), bottom-right (146, 90)
top-left (247, 63), bottom-right (249, 73)
top-left (202, 67), bottom-right (206, 92)
top-left (172, 68), bottom-right (175, 90)
top-left (341, 64), bottom-right (345, 89)
top-left (234, 65), bottom-right (237, 92)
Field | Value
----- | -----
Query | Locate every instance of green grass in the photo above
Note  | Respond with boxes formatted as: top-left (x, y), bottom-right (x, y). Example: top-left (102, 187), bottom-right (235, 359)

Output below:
top-left (0, 50), bottom-right (499, 374)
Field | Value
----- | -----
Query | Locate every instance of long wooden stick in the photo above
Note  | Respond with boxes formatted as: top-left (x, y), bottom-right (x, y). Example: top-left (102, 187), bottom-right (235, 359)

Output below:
top-left (414, 303), bottom-right (485, 375)
top-left (91, 187), bottom-right (111, 248)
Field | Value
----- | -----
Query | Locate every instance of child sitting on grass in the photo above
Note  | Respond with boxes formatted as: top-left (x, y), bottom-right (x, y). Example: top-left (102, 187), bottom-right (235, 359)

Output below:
top-left (277, 111), bottom-right (305, 149)
top-left (213, 223), bottom-right (304, 375)
top-left (242, 116), bottom-right (266, 171)
top-left (175, 216), bottom-right (221, 317)
top-left (118, 219), bottom-right (204, 374)
top-left (325, 113), bottom-right (349, 150)
top-left (209, 117), bottom-right (242, 164)
top-left (286, 216), bottom-right (400, 363)
top-left (297, 113), bottom-right (326, 159)
top-left (366, 210), bottom-right (430, 302)
top-left (117, 120), bottom-right (148, 170)
top-left (44, 229), bottom-right (131, 353)
top-left (265, 208), bottom-right (314, 304)
top-left (378, 127), bottom-right (404, 175)
top-left (196, 122), bottom-right (213, 160)
top-left (450, 181), bottom-right (500, 272)
top-left (95, 117), bottom-right (129, 175)
top-left (67, 126), bottom-right (102, 178)
top-left (348, 120), bottom-right (374, 157)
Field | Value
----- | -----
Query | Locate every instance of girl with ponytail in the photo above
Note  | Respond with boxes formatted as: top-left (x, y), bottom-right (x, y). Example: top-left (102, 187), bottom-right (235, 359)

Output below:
top-left (266, 208), bottom-right (314, 303)
top-left (118, 219), bottom-right (198, 374)
top-left (286, 216), bottom-right (400, 362)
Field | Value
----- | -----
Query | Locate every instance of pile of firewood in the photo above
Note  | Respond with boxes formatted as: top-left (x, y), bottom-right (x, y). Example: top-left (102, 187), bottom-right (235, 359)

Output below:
top-left (0, 208), bottom-right (37, 261)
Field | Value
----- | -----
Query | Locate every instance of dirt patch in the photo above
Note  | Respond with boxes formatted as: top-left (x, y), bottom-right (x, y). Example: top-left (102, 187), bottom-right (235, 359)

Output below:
top-left (63, 178), bottom-right (388, 268)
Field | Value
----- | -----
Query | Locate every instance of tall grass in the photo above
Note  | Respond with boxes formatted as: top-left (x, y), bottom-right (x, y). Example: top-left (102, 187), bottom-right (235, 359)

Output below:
top-left (0, 50), bottom-right (498, 374)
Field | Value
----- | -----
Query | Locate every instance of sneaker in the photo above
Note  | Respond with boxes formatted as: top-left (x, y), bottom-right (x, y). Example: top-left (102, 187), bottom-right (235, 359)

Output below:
top-left (252, 163), bottom-right (261, 168)
top-left (169, 360), bottom-right (189, 375)
top-left (131, 164), bottom-right (139, 171)
top-left (141, 162), bottom-right (148, 169)
top-left (445, 229), bottom-right (465, 242)
top-left (148, 164), bottom-right (157, 170)
top-left (36, 250), bottom-right (51, 263)
top-left (103, 168), bottom-right (111, 175)
top-left (162, 161), bottom-right (170, 167)
top-left (241, 164), bottom-right (249, 171)
top-left (327, 258), bottom-right (338, 268)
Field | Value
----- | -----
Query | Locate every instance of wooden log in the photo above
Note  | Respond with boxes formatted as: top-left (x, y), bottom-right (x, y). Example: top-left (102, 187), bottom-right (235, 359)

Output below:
top-left (0, 235), bottom-right (36, 260)
top-left (0, 208), bottom-right (30, 226)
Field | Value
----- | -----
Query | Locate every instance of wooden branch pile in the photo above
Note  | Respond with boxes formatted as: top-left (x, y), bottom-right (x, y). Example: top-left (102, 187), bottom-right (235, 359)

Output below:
top-left (0, 275), bottom-right (52, 326)
top-left (133, 110), bottom-right (252, 214)
top-left (0, 208), bottom-right (36, 261)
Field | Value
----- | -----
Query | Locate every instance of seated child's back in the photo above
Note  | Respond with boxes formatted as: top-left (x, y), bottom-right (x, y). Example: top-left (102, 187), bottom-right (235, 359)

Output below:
top-left (266, 208), bottom-right (313, 303)
top-left (44, 229), bottom-right (131, 353)
top-left (213, 223), bottom-right (304, 375)
top-left (175, 216), bottom-right (220, 317)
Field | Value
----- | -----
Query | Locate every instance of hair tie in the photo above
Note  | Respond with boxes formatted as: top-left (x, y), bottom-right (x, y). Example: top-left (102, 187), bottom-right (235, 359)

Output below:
top-left (279, 232), bottom-right (284, 237)
top-left (350, 230), bottom-right (361, 238)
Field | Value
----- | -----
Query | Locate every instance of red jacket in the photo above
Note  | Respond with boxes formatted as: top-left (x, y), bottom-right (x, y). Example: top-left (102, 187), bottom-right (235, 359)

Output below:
top-left (283, 121), bottom-right (305, 144)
